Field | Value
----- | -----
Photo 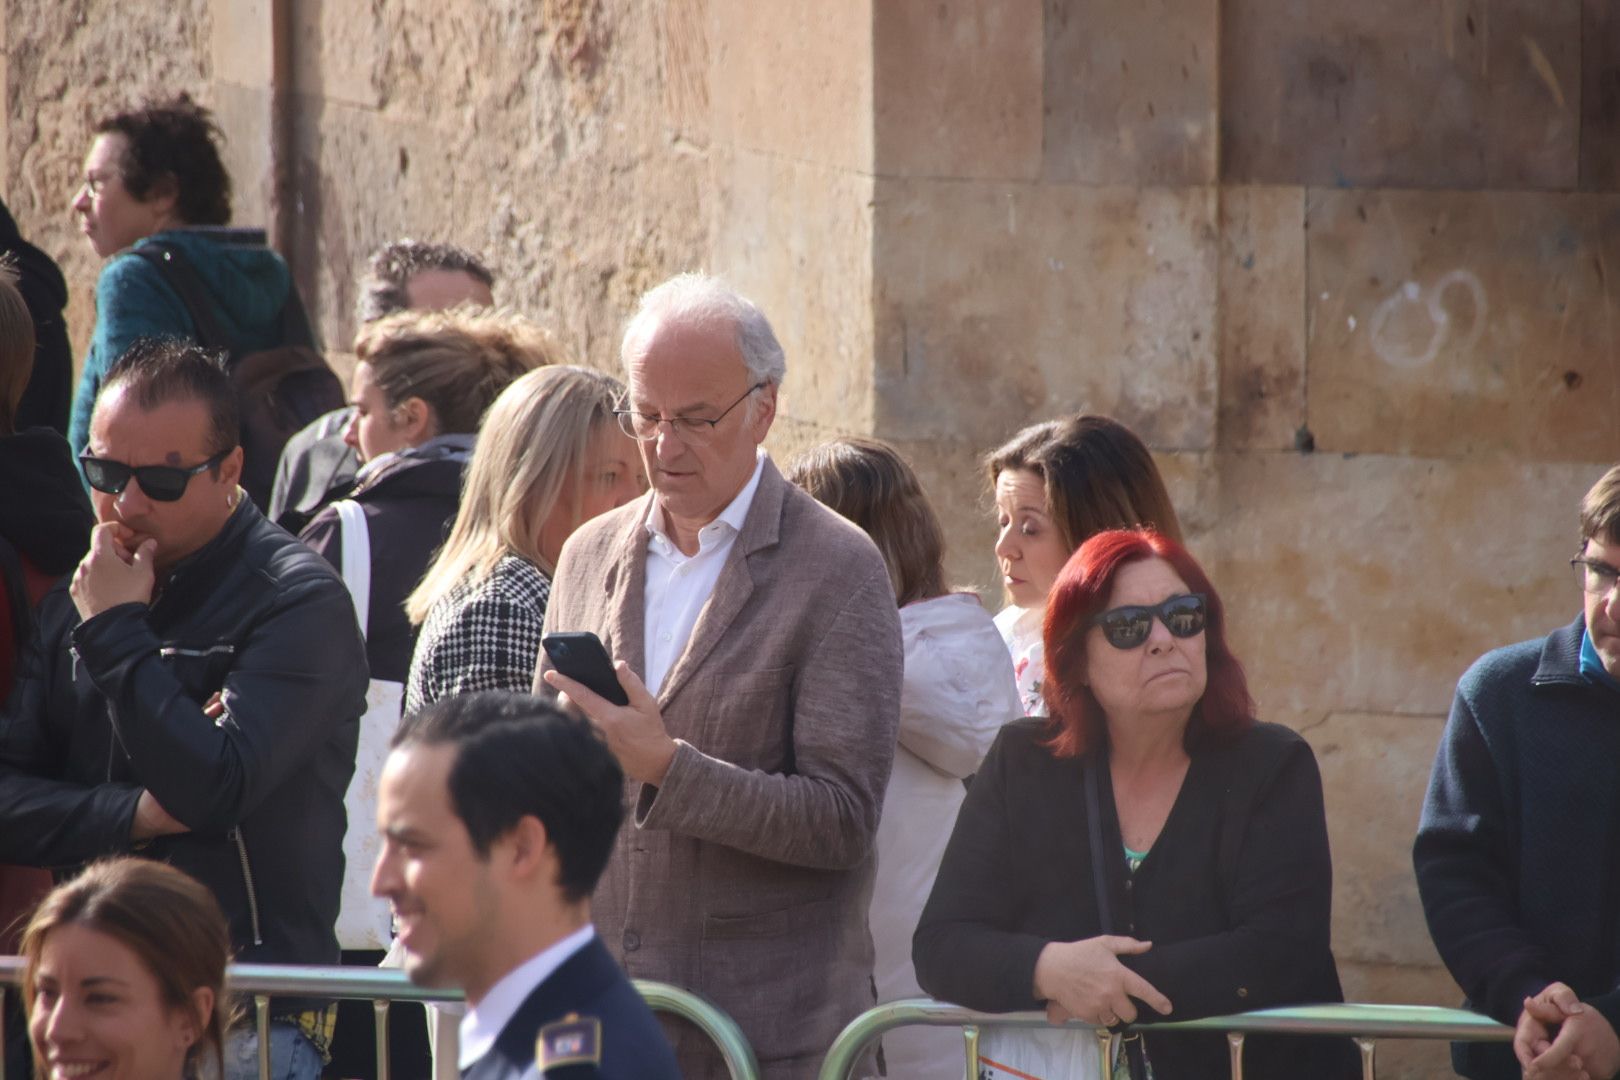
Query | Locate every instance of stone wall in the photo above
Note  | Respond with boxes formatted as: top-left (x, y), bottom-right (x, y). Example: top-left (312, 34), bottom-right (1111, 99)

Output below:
top-left (8, 3), bottom-right (1620, 1076)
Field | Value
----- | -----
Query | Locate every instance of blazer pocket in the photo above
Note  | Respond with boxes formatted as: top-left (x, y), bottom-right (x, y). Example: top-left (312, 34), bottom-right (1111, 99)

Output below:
top-left (699, 896), bottom-right (844, 1060)
top-left (691, 666), bottom-right (795, 770)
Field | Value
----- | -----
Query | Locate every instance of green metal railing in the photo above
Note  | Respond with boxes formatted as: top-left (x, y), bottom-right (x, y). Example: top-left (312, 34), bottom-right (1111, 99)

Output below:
top-left (817, 999), bottom-right (1513, 1080)
top-left (0, 957), bottom-right (760, 1080)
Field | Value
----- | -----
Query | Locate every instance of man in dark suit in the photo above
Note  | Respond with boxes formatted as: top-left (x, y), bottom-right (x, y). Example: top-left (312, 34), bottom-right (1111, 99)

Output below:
top-left (371, 691), bottom-right (680, 1079)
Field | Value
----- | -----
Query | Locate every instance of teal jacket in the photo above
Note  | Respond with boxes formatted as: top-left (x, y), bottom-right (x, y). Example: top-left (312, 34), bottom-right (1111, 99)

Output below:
top-left (68, 227), bottom-right (294, 462)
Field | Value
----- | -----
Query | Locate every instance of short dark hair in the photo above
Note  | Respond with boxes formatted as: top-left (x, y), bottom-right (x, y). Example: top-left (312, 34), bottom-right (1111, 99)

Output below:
top-left (100, 338), bottom-right (239, 458)
top-left (356, 239), bottom-right (495, 325)
top-left (393, 692), bottom-right (624, 903)
top-left (1582, 464), bottom-right (1620, 546)
top-left (95, 93), bottom-right (231, 226)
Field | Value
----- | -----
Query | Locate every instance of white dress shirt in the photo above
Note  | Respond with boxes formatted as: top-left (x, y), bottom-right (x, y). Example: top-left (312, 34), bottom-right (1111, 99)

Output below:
top-left (641, 449), bottom-right (766, 696)
top-left (457, 924), bottom-right (596, 1069)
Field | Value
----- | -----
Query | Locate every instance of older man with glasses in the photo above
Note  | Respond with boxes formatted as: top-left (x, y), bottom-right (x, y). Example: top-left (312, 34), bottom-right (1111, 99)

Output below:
top-left (0, 338), bottom-right (367, 1080)
top-left (535, 273), bottom-right (902, 1080)
top-left (1416, 463), bottom-right (1620, 1080)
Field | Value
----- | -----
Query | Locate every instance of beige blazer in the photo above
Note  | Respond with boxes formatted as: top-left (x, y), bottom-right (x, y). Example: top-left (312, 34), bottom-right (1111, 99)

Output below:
top-left (536, 458), bottom-right (903, 1080)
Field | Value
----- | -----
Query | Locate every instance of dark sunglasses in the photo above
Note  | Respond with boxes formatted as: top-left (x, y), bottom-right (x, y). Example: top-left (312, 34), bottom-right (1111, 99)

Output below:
top-left (80, 449), bottom-right (231, 502)
top-left (1089, 593), bottom-right (1208, 650)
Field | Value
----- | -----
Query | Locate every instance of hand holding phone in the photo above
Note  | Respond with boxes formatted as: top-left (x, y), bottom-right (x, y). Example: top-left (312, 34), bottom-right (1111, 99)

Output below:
top-left (541, 632), bottom-right (630, 706)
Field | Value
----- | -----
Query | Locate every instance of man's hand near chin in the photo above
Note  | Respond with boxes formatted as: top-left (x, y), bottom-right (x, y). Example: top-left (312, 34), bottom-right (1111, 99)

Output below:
top-left (71, 522), bottom-right (157, 621)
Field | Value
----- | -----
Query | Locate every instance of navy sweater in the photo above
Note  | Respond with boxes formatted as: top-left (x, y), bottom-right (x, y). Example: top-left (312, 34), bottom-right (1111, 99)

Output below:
top-left (1414, 616), bottom-right (1620, 1080)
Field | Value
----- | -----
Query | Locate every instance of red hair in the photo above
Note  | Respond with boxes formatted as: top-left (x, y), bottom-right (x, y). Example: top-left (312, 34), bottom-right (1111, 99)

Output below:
top-left (1041, 528), bottom-right (1254, 758)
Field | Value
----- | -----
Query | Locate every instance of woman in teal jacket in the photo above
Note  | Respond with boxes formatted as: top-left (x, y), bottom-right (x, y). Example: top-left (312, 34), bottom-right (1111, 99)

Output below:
top-left (67, 93), bottom-right (294, 462)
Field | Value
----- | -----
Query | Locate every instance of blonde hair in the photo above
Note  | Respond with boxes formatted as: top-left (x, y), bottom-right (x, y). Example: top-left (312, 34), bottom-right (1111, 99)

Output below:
top-left (787, 437), bottom-right (948, 607)
top-left (0, 261), bottom-right (34, 436)
top-left (353, 306), bottom-right (560, 435)
top-left (407, 365), bottom-right (626, 623)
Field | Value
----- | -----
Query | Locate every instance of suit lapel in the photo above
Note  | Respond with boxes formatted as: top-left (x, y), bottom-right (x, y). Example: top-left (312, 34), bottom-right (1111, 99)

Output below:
top-left (654, 459), bottom-right (785, 709)
top-left (604, 496), bottom-right (651, 681)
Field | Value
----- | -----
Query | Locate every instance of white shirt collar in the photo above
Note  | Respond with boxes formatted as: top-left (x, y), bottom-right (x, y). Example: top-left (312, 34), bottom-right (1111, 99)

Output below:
top-left (458, 924), bottom-right (596, 1069)
top-left (644, 447), bottom-right (767, 554)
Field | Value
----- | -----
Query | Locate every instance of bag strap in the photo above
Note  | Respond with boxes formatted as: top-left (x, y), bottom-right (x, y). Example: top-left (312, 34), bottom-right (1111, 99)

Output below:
top-left (333, 500), bottom-right (371, 638)
top-left (0, 535), bottom-right (31, 667)
top-left (131, 244), bottom-right (232, 351)
top-left (1085, 750), bottom-right (1150, 1080)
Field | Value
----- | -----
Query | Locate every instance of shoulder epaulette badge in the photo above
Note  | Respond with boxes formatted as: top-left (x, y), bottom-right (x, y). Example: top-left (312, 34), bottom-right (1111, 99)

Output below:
top-left (536, 1013), bottom-right (602, 1072)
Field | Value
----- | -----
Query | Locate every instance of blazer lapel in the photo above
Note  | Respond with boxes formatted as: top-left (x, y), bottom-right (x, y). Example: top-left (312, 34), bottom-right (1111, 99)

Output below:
top-left (603, 496), bottom-right (651, 681)
top-left (654, 459), bottom-right (785, 708)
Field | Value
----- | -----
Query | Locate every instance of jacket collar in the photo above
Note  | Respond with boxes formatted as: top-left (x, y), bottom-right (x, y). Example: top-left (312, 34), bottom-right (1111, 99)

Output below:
top-left (150, 495), bottom-right (258, 618)
top-left (1533, 616), bottom-right (1588, 687)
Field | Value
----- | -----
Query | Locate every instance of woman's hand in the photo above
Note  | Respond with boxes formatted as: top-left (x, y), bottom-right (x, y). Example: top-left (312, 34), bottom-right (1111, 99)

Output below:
top-left (1032, 935), bottom-right (1174, 1027)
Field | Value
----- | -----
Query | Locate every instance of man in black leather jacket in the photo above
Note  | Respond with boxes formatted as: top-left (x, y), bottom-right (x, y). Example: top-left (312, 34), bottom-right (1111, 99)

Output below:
top-left (0, 339), bottom-right (367, 1078)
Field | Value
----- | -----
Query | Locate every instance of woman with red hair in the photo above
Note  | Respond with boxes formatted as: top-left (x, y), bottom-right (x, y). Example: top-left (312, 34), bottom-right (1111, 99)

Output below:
top-left (914, 529), bottom-right (1353, 1080)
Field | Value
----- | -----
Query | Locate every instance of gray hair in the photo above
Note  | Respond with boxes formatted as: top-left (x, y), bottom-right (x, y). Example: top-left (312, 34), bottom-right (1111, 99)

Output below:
top-left (355, 238), bottom-right (495, 325)
top-left (623, 272), bottom-right (787, 387)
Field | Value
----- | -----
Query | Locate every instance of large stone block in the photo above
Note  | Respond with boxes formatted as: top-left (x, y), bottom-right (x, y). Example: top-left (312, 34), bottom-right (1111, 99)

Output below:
top-left (872, 179), bottom-right (1219, 453)
top-left (1044, 0), bottom-right (1218, 185)
top-left (711, 146), bottom-right (877, 433)
top-left (1581, 0), bottom-right (1620, 190)
top-left (1300, 711), bottom-right (1447, 968)
top-left (706, 0), bottom-right (872, 173)
top-left (1206, 452), bottom-right (1598, 722)
top-left (872, 0), bottom-right (1042, 180)
top-left (1218, 185), bottom-right (1306, 451)
top-left (1222, 0), bottom-right (1580, 189)
top-left (1304, 189), bottom-right (1620, 461)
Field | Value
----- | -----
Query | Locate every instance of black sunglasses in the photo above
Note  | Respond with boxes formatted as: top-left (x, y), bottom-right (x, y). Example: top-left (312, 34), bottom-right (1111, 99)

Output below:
top-left (80, 449), bottom-right (231, 503)
top-left (1089, 593), bottom-right (1208, 650)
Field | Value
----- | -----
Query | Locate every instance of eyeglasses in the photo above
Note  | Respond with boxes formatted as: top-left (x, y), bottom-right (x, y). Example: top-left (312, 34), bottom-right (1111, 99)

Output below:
top-left (80, 449), bottom-right (231, 502)
top-left (1572, 555), bottom-right (1620, 596)
top-left (1089, 593), bottom-right (1208, 650)
top-left (614, 382), bottom-right (767, 444)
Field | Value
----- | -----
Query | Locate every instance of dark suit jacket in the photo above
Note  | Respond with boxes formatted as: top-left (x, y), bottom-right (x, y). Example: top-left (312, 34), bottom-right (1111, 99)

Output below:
top-left (461, 936), bottom-right (680, 1080)
top-left (536, 458), bottom-right (903, 1079)
top-left (914, 719), bottom-right (1357, 1080)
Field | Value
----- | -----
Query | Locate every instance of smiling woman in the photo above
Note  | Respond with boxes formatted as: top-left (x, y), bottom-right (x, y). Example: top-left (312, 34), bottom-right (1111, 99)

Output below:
top-left (22, 858), bottom-right (231, 1080)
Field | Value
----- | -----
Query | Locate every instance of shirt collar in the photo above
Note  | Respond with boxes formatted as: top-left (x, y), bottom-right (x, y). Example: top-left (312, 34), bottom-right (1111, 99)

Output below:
top-left (1580, 627), bottom-right (1620, 692)
top-left (458, 924), bottom-right (596, 1069)
top-left (644, 447), bottom-right (767, 553)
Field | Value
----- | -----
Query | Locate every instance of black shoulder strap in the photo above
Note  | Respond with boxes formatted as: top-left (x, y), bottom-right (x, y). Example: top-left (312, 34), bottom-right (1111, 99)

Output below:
top-left (0, 534), bottom-right (33, 666)
top-left (131, 244), bottom-right (232, 350)
top-left (1084, 750), bottom-right (1118, 932)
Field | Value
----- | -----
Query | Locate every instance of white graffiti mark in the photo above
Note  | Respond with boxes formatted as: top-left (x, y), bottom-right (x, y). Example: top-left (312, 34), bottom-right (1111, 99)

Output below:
top-left (1367, 269), bottom-right (1487, 369)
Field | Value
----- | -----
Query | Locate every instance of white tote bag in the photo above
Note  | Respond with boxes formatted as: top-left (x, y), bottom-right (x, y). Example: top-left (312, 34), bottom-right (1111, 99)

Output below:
top-left (333, 499), bottom-right (401, 951)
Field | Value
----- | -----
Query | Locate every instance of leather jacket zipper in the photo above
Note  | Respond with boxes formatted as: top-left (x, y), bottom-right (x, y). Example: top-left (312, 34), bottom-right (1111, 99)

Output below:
top-left (230, 827), bottom-right (265, 945)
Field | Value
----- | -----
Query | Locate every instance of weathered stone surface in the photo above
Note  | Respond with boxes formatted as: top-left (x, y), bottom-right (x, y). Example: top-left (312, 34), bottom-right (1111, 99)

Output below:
top-left (706, 0), bottom-right (872, 174)
top-left (1223, 0), bottom-right (1581, 189)
top-left (710, 146), bottom-right (877, 433)
top-left (1304, 189), bottom-right (1620, 461)
top-left (872, 179), bottom-right (1219, 454)
top-left (1301, 711), bottom-right (1447, 968)
top-left (1581, 0), bottom-right (1620, 190)
top-left (873, 0), bottom-right (1042, 180)
top-left (1044, 0), bottom-right (1218, 185)
top-left (1208, 452), bottom-right (1598, 722)
top-left (1218, 186), bottom-right (1306, 451)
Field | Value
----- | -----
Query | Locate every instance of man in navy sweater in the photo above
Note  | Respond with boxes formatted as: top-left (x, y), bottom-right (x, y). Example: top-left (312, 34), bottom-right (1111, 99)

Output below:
top-left (1416, 464), bottom-right (1620, 1080)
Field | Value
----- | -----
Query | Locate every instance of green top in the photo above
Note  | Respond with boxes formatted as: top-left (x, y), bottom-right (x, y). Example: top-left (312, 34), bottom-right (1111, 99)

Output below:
top-left (1123, 843), bottom-right (1149, 874)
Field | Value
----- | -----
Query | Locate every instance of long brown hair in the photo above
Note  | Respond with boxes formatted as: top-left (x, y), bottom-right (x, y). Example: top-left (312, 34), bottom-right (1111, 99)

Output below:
top-left (787, 436), bottom-right (948, 607)
top-left (22, 859), bottom-right (232, 1079)
top-left (985, 414), bottom-right (1183, 552)
top-left (0, 262), bottom-right (34, 436)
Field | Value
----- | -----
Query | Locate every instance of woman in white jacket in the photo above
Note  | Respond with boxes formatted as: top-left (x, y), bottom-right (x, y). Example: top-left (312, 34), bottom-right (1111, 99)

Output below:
top-left (789, 437), bottom-right (1022, 1080)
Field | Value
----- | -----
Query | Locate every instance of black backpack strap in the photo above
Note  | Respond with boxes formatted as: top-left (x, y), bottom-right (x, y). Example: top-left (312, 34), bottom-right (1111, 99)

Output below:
top-left (0, 534), bottom-right (32, 667)
top-left (130, 243), bottom-right (232, 351)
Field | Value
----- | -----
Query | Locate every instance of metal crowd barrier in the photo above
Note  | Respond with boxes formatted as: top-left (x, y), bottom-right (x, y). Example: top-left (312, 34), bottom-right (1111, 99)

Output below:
top-left (816, 998), bottom-right (1513, 1080)
top-left (0, 956), bottom-right (760, 1080)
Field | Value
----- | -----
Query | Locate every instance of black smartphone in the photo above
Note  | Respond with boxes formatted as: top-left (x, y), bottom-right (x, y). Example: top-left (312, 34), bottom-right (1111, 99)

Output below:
top-left (541, 632), bottom-right (630, 706)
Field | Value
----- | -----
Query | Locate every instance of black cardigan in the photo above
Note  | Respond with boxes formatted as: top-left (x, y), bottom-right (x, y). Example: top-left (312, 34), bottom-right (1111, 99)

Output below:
top-left (913, 719), bottom-right (1356, 1080)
